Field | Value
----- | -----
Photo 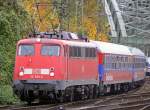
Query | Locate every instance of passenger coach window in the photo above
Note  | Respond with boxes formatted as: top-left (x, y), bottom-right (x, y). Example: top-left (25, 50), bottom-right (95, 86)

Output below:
top-left (41, 45), bottom-right (60, 56)
top-left (18, 44), bottom-right (34, 56)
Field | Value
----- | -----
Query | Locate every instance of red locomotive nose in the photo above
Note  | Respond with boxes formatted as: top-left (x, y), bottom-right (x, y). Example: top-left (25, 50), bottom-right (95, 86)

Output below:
top-left (13, 39), bottom-right (63, 81)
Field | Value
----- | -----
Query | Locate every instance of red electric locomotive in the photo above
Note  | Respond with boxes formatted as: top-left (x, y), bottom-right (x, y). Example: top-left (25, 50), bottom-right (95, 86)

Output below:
top-left (13, 36), bottom-right (99, 103)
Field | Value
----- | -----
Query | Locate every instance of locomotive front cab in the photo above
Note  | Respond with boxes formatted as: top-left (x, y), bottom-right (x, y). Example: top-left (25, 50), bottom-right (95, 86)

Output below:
top-left (13, 38), bottom-right (66, 102)
top-left (14, 40), bottom-right (63, 80)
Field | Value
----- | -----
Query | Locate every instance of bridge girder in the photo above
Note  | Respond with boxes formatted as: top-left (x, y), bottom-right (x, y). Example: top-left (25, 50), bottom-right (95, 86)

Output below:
top-left (103, 0), bottom-right (150, 56)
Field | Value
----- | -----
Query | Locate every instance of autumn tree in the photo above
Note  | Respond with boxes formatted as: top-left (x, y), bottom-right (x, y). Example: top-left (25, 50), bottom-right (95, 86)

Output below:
top-left (23, 0), bottom-right (109, 41)
top-left (23, 0), bottom-right (59, 32)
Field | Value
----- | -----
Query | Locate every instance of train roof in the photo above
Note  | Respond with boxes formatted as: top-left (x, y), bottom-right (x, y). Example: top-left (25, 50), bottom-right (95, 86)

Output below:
top-left (62, 40), bottom-right (96, 48)
top-left (91, 41), bottom-right (132, 55)
top-left (129, 47), bottom-right (145, 57)
top-left (18, 38), bottom-right (96, 48)
top-left (18, 38), bottom-right (64, 45)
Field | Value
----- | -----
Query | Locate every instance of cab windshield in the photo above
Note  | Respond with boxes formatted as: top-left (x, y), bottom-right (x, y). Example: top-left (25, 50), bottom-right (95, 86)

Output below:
top-left (18, 44), bottom-right (34, 56)
top-left (41, 45), bottom-right (60, 56)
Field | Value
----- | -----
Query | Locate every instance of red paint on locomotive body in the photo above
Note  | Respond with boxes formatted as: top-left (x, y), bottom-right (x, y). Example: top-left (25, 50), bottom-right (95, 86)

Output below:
top-left (14, 38), bottom-right (98, 81)
top-left (68, 58), bottom-right (98, 80)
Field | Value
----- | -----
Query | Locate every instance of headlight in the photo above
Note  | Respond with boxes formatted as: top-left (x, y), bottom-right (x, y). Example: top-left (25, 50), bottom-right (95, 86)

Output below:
top-left (19, 71), bottom-right (24, 76)
top-left (50, 72), bottom-right (54, 76)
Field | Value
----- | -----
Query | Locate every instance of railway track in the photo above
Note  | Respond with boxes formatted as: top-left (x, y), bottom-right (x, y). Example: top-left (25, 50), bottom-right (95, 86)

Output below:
top-left (64, 91), bottom-right (150, 110)
top-left (0, 94), bottom-right (130, 110)
top-left (1, 77), bottom-right (150, 110)
top-left (0, 104), bottom-right (57, 110)
top-left (0, 91), bottom-right (148, 110)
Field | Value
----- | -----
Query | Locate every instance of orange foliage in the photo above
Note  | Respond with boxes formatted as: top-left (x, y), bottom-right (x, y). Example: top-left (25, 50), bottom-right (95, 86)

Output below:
top-left (22, 0), bottom-right (109, 42)
top-left (23, 0), bottom-right (59, 32)
top-left (98, 33), bottom-right (109, 42)
top-left (83, 18), bottom-right (109, 41)
top-left (84, 18), bottom-right (97, 40)
top-left (80, 0), bottom-right (109, 42)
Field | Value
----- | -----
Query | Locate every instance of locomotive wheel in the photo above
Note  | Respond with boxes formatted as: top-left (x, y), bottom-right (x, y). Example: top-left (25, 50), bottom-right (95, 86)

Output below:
top-left (59, 96), bottom-right (64, 103)
top-left (59, 91), bottom-right (65, 103)
top-left (110, 84), bottom-right (115, 94)
top-left (39, 98), bottom-right (49, 104)
top-left (20, 94), bottom-right (25, 101)
top-left (99, 82), bottom-right (104, 96)
top-left (27, 99), bottom-right (33, 105)
top-left (70, 87), bottom-right (74, 102)
top-left (93, 86), bottom-right (99, 98)
top-left (88, 85), bottom-right (94, 99)
top-left (123, 84), bottom-right (129, 92)
top-left (84, 86), bottom-right (90, 99)
top-left (64, 88), bottom-right (72, 102)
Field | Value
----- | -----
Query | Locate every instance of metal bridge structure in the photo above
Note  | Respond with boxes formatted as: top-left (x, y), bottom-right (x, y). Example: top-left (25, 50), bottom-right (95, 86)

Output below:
top-left (103, 0), bottom-right (150, 56)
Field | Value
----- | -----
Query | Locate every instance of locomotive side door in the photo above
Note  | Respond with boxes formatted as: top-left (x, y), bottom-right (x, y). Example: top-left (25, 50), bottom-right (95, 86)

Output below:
top-left (64, 45), bottom-right (69, 81)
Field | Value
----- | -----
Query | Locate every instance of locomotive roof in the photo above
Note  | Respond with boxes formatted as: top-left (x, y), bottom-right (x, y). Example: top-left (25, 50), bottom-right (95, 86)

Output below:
top-left (129, 47), bottom-right (145, 57)
top-left (18, 38), bottom-right (96, 48)
top-left (91, 41), bottom-right (132, 55)
top-left (62, 40), bottom-right (96, 48)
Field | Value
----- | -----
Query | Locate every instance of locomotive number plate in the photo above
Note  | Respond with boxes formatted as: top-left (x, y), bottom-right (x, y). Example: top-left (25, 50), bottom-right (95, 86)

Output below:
top-left (33, 69), bottom-right (41, 74)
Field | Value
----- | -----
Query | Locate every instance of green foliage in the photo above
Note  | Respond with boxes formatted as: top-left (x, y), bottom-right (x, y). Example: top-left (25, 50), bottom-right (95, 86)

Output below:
top-left (0, 85), bottom-right (19, 104)
top-left (0, 1), bottom-right (32, 85)
top-left (0, 1), bottom-right (32, 104)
